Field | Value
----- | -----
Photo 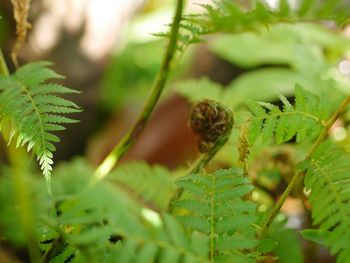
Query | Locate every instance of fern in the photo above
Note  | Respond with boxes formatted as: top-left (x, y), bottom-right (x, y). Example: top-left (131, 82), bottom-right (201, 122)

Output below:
top-left (154, 18), bottom-right (206, 52)
top-left (246, 85), bottom-right (329, 145)
top-left (37, 160), bottom-right (209, 263)
top-left (109, 162), bottom-right (176, 210)
top-left (113, 214), bottom-right (209, 263)
top-left (300, 141), bottom-right (350, 263)
top-left (266, 221), bottom-right (304, 263)
top-left (160, 0), bottom-right (349, 54)
top-left (48, 245), bottom-right (79, 263)
top-left (173, 168), bottom-right (258, 262)
top-left (0, 61), bottom-right (80, 180)
top-left (192, 0), bottom-right (349, 35)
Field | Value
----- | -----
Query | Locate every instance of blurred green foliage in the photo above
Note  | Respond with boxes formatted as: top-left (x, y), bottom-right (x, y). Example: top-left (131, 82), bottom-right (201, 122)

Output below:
top-left (100, 41), bottom-right (163, 111)
top-left (1, 1), bottom-right (350, 262)
top-left (176, 23), bottom-right (350, 110)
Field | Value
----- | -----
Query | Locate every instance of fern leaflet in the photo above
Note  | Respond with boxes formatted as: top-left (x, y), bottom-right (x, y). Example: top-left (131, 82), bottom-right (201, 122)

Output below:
top-left (109, 162), bottom-right (176, 210)
top-left (0, 61), bottom-right (80, 180)
top-left (300, 141), bottom-right (350, 263)
top-left (246, 85), bottom-right (328, 144)
top-left (173, 168), bottom-right (258, 262)
top-left (113, 214), bottom-right (209, 263)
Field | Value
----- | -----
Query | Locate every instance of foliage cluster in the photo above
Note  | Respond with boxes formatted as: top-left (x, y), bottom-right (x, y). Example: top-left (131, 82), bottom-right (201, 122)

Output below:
top-left (1, 1), bottom-right (350, 263)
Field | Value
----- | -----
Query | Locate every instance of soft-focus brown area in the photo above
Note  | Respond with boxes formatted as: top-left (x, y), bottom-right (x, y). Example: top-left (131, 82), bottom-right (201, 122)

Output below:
top-left (87, 45), bottom-right (244, 168)
top-left (0, 248), bottom-right (23, 263)
top-left (88, 95), bottom-right (197, 169)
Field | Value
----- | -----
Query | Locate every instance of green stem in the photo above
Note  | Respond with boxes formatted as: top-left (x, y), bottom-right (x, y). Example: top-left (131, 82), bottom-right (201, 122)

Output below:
top-left (92, 0), bottom-right (185, 182)
top-left (0, 48), bottom-right (41, 262)
top-left (169, 135), bottom-right (230, 212)
top-left (0, 49), bottom-right (9, 76)
top-left (210, 175), bottom-right (215, 263)
top-left (259, 94), bottom-right (350, 239)
top-left (9, 144), bottom-right (41, 263)
top-left (189, 147), bottom-right (220, 174)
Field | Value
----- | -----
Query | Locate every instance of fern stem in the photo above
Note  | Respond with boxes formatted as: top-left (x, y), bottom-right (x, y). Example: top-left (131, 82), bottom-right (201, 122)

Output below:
top-left (189, 146), bottom-right (221, 174)
top-left (259, 94), bottom-right (350, 239)
top-left (169, 140), bottom-right (228, 212)
top-left (0, 48), bottom-right (41, 262)
top-left (0, 49), bottom-right (9, 76)
top-left (92, 0), bottom-right (185, 182)
top-left (308, 95), bottom-right (350, 156)
top-left (210, 175), bottom-right (215, 263)
top-left (170, 100), bottom-right (234, 211)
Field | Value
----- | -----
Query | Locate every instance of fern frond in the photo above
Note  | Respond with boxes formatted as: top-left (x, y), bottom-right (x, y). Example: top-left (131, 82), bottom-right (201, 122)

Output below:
top-left (247, 85), bottom-right (328, 145)
top-left (114, 214), bottom-right (210, 263)
top-left (159, 0), bottom-right (349, 54)
top-left (301, 141), bottom-right (350, 263)
top-left (153, 15), bottom-right (207, 54)
top-left (37, 160), bottom-right (209, 263)
top-left (109, 162), bottom-right (176, 210)
top-left (173, 168), bottom-right (258, 261)
top-left (0, 61), bottom-right (80, 181)
top-left (49, 245), bottom-right (78, 263)
top-left (263, 220), bottom-right (304, 263)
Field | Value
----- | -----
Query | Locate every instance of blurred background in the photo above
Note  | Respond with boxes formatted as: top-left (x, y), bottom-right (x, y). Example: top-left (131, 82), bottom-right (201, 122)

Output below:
top-left (0, 0), bottom-right (226, 169)
top-left (1, 1), bottom-right (350, 262)
top-left (1, 0), bottom-right (349, 168)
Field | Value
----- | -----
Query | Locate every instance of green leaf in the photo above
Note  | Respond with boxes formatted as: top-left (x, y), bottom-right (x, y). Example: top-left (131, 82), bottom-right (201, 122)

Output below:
top-left (271, 228), bottom-right (304, 263)
top-left (0, 61), bottom-right (80, 181)
top-left (41, 160), bottom-right (210, 262)
top-left (304, 141), bottom-right (350, 262)
top-left (173, 168), bottom-right (258, 260)
top-left (109, 162), bottom-right (176, 210)
top-left (300, 229), bottom-right (330, 246)
top-left (257, 238), bottom-right (278, 254)
top-left (246, 85), bottom-right (327, 145)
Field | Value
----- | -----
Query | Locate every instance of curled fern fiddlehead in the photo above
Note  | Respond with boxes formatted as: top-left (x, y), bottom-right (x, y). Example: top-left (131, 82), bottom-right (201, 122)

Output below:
top-left (190, 99), bottom-right (234, 153)
top-left (185, 99), bottom-right (235, 176)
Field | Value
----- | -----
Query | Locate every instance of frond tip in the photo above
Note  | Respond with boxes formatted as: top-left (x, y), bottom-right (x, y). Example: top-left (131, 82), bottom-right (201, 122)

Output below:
top-left (247, 85), bottom-right (329, 145)
top-left (0, 61), bottom-right (80, 180)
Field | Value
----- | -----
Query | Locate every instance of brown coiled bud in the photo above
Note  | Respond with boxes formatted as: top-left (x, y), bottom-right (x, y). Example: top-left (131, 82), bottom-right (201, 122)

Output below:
top-left (190, 99), bottom-right (234, 153)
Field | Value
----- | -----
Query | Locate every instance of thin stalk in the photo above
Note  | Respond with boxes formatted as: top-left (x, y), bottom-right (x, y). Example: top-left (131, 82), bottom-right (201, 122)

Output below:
top-left (188, 147), bottom-right (220, 174)
top-left (93, 0), bottom-right (185, 183)
top-left (259, 94), bottom-right (350, 239)
top-left (169, 135), bottom-right (230, 212)
top-left (210, 175), bottom-right (215, 263)
top-left (9, 144), bottom-right (41, 263)
top-left (0, 49), bottom-right (9, 75)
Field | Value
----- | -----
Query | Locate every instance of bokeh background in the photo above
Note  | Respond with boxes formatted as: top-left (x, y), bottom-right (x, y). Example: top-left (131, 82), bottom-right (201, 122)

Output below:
top-left (0, 0), bottom-right (224, 169)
